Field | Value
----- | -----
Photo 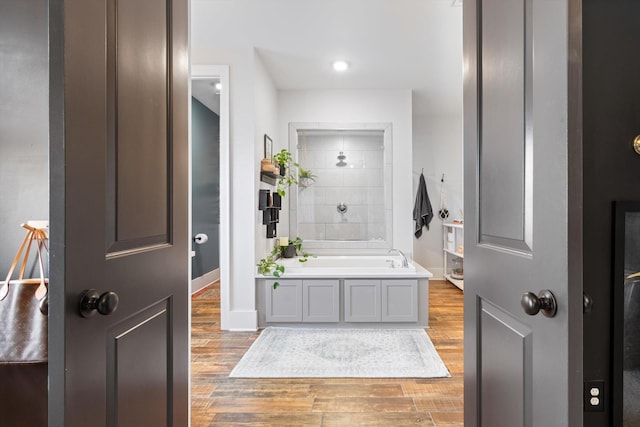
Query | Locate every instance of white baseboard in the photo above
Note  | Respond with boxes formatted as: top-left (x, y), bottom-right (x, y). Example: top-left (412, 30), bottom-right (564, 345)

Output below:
top-left (227, 310), bottom-right (258, 331)
top-left (191, 269), bottom-right (220, 294)
top-left (427, 267), bottom-right (445, 280)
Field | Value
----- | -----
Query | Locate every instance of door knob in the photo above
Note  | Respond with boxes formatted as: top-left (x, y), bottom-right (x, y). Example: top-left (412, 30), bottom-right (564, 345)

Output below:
top-left (521, 290), bottom-right (557, 318)
top-left (79, 289), bottom-right (119, 318)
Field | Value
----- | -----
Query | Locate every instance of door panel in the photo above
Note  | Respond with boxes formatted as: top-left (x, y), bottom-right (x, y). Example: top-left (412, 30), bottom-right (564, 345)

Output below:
top-left (108, 303), bottom-right (169, 427)
top-left (479, 0), bottom-right (530, 249)
top-left (48, 0), bottom-right (189, 425)
top-left (464, 0), bottom-right (582, 425)
top-left (109, 0), bottom-right (169, 246)
top-left (479, 299), bottom-right (532, 427)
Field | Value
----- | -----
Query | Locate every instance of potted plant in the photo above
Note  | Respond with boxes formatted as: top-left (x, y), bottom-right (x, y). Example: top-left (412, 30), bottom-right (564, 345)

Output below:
top-left (272, 149), bottom-right (296, 177)
top-left (272, 149), bottom-right (299, 197)
top-left (298, 167), bottom-right (317, 188)
top-left (257, 237), bottom-right (312, 289)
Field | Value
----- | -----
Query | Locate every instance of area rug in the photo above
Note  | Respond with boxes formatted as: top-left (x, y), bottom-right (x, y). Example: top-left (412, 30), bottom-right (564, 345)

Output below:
top-left (229, 327), bottom-right (450, 378)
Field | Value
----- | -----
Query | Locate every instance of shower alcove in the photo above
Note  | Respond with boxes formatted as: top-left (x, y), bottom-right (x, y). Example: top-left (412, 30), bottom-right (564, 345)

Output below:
top-left (288, 123), bottom-right (393, 253)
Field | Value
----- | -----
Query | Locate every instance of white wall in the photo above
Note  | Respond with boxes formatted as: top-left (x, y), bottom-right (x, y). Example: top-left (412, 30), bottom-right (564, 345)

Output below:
top-left (412, 114), bottom-right (463, 278)
top-left (279, 90), bottom-right (414, 255)
top-left (254, 52), bottom-right (280, 262)
top-left (193, 47), bottom-right (259, 329)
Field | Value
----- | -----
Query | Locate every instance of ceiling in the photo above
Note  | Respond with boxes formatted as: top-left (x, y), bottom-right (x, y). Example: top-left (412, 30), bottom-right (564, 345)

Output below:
top-left (191, 0), bottom-right (463, 116)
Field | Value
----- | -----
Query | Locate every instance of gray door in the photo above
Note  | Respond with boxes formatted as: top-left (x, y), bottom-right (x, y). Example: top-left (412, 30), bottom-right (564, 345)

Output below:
top-left (463, 0), bottom-right (582, 426)
top-left (48, 0), bottom-right (189, 425)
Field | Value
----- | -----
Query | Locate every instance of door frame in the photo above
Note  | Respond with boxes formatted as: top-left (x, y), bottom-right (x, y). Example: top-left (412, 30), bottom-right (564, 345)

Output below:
top-left (191, 65), bottom-right (230, 329)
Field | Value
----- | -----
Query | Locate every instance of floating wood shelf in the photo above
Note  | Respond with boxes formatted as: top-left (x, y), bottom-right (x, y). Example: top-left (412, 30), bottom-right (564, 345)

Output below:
top-left (260, 171), bottom-right (279, 186)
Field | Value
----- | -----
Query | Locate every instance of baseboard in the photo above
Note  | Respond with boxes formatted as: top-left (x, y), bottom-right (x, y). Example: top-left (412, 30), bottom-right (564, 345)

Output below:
top-left (191, 269), bottom-right (219, 295)
top-left (227, 310), bottom-right (258, 331)
top-left (428, 267), bottom-right (445, 280)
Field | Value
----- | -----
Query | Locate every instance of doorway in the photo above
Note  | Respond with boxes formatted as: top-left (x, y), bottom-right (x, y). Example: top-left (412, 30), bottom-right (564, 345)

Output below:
top-left (190, 65), bottom-right (230, 328)
top-left (191, 76), bottom-right (221, 293)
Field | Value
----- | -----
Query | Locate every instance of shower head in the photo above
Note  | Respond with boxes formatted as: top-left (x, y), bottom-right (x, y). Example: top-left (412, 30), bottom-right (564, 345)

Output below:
top-left (336, 151), bottom-right (347, 167)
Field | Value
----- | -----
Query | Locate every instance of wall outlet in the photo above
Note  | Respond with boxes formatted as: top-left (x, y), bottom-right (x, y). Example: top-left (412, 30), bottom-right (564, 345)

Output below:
top-left (584, 381), bottom-right (605, 412)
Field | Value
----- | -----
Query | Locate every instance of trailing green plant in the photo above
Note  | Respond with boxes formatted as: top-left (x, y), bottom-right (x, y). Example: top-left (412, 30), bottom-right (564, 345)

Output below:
top-left (272, 148), bottom-right (295, 169)
top-left (257, 237), bottom-right (314, 289)
top-left (272, 149), bottom-right (299, 197)
top-left (276, 173), bottom-right (298, 197)
top-left (257, 244), bottom-right (285, 288)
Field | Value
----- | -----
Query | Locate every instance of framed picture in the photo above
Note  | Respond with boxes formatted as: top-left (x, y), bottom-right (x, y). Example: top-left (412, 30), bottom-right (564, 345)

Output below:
top-left (264, 134), bottom-right (273, 159)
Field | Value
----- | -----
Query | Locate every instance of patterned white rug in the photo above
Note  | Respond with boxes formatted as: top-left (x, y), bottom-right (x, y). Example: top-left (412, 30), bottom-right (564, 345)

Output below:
top-left (229, 327), bottom-right (450, 378)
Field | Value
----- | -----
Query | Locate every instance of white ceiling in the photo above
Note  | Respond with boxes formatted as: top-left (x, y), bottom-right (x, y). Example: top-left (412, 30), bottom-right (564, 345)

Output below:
top-left (191, 0), bottom-right (463, 116)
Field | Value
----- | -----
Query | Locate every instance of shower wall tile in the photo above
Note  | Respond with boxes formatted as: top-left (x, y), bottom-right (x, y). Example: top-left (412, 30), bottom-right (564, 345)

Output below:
top-left (343, 135), bottom-right (383, 151)
top-left (315, 169), bottom-right (343, 187)
top-left (292, 130), bottom-right (391, 243)
top-left (368, 222), bottom-right (386, 240)
top-left (343, 169), bottom-right (367, 186)
top-left (298, 186), bottom-right (325, 205)
top-left (365, 168), bottom-right (385, 187)
top-left (368, 207), bottom-right (386, 224)
top-left (298, 223), bottom-right (325, 240)
top-left (366, 187), bottom-right (385, 205)
top-left (365, 150), bottom-right (384, 168)
top-left (325, 223), bottom-right (362, 240)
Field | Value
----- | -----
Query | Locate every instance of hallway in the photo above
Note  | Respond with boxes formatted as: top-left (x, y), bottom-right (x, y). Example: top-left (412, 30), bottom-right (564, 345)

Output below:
top-left (191, 280), bottom-right (463, 426)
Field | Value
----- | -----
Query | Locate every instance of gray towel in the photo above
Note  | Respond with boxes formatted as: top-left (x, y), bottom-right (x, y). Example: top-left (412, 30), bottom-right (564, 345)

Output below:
top-left (413, 173), bottom-right (433, 238)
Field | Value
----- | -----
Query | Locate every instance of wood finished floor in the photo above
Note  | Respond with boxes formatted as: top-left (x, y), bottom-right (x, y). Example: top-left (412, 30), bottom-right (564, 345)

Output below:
top-left (191, 280), bottom-right (464, 426)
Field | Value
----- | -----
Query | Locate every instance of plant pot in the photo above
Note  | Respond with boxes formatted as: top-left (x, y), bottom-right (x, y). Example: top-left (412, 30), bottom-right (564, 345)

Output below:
top-left (299, 177), bottom-right (315, 188)
top-left (279, 165), bottom-right (286, 177)
top-left (282, 244), bottom-right (296, 258)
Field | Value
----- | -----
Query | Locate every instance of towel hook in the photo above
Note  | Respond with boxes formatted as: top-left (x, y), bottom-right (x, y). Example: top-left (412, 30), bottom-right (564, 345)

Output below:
top-left (441, 173), bottom-right (445, 183)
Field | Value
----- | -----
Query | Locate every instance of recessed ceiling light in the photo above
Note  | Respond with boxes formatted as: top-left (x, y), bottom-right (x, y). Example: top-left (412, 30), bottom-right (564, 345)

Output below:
top-left (332, 60), bottom-right (349, 72)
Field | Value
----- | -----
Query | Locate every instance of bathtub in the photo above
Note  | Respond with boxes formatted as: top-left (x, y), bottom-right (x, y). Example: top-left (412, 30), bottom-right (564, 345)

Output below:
top-left (275, 255), bottom-right (431, 277)
top-left (256, 255), bottom-right (432, 328)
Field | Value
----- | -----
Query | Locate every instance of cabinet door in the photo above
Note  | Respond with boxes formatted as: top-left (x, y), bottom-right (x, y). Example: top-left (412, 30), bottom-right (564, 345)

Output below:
top-left (265, 280), bottom-right (302, 322)
top-left (302, 280), bottom-right (339, 322)
top-left (344, 279), bottom-right (381, 322)
top-left (382, 280), bottom-right (418, 322)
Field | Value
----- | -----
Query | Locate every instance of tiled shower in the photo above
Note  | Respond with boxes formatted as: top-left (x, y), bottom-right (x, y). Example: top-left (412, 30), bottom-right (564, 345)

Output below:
top-left (293, 129), bottom-right (390, 242)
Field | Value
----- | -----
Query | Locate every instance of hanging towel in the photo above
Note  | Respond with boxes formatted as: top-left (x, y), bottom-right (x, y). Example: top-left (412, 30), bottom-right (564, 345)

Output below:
top-left (413, 173), bottom-right (433, 238)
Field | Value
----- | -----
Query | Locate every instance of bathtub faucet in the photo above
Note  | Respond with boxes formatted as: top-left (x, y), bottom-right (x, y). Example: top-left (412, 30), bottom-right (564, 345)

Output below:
top-left (388, 249), bottom-right (409, 268)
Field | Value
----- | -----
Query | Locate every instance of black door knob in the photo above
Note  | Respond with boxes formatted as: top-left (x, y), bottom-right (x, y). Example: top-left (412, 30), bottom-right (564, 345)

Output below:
top-left (521, 290), bottom-right (557, 318)
top-left (79, 289), bottom-right (119, 318)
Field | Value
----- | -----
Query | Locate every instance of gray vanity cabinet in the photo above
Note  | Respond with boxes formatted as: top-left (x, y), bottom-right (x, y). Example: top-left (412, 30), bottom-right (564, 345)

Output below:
top-left (382, 279), bottom-right (418, 322)
top-left (265, 279), bottom-right (302, 322)
top-left (265, 279), bottom-right (339, 323)
top-left (344, 279), bottom-right (418, 322)
top-left (344, 279), bottom-right (381, 322)
top-left (303, 280), bottom-right (340, 322)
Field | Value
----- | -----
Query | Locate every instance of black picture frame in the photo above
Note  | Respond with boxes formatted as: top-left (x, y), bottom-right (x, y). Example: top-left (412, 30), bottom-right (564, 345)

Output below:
top-left (264, 134), bottom-right (273, 160)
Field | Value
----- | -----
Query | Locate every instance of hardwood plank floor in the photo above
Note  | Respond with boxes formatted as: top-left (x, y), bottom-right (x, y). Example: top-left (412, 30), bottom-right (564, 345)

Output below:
top-left (191, 280), bottom-right (464, 426)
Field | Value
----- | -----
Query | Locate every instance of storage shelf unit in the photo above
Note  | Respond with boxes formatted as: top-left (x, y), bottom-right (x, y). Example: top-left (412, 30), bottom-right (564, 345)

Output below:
top-left (443, 222), bottom-right (464, 290)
